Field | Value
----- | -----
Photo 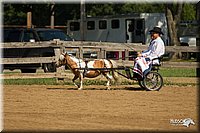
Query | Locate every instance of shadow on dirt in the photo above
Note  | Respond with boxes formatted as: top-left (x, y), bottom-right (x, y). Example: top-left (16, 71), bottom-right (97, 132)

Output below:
top-left (123, 87), bottom-right (145, 91)
top-left (46, 86), bottom-right (144, 91)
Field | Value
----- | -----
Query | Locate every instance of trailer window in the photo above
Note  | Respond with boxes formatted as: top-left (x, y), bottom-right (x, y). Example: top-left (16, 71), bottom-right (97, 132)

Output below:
top-left (70, 22), bottom-right (80, 31)
top-left (99, 20), bottom-right (107, 29)
top-left (87, 21), bottom-right (95, 30)
top-left (111, 19), bottom-right (120, 29)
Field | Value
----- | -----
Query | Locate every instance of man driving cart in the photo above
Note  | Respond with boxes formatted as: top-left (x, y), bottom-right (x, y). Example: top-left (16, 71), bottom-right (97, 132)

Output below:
top-left (133, 26), bottom-right (165, 78)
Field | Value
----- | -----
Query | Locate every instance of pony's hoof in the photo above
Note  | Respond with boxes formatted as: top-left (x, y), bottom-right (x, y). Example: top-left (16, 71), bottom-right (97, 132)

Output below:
top-left (106, 87), bottom-right (111, 90)
top-left (78, 88), bottom-right (82, 90)
top-left (74, 84), bottom-right (80, 88)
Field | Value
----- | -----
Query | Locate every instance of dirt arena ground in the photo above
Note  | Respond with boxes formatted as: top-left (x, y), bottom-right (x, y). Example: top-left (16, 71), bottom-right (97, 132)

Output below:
top-left (3, 84), bottom-right (199, 132)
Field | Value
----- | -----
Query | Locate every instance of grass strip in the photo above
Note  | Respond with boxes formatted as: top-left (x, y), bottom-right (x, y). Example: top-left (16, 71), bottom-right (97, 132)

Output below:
top-left (2, 78), bottom-right (198, 86)
top-left (159, 68), bottom-right (196, 77)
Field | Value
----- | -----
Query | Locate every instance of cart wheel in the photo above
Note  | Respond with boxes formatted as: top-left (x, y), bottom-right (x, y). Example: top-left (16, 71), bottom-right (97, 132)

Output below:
top-left (143, 71), bottom-right (163, 91)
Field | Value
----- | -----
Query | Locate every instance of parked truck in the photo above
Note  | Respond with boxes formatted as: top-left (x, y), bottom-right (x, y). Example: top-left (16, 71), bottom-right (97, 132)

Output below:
top-left (178, 20), bottom-right (198, 59)
top-left (2, 28), bottom-right (73, 73)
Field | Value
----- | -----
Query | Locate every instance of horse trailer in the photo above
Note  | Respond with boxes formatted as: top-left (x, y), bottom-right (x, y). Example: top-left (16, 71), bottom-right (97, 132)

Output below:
top-left (67, 13), bottom-right (168, 45)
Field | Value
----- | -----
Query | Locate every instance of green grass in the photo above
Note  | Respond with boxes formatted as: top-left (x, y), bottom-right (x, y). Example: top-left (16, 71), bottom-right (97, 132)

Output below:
top-left (118, 67), bottom-right (196, 77)
top-left (2, 68), bottom-right (198, 85)
top-left (159, 68), bottom-right (196, 77)
top-left (2, 77), bottom-right (198, 86)
top-left (3, 78), bottom-right (58, 85)
top-left (2, 78), bottom-right (136, 85)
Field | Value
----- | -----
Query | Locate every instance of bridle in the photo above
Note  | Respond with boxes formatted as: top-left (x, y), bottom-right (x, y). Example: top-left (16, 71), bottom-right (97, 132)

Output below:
top-left (59, 53), bottom-right (68, 65)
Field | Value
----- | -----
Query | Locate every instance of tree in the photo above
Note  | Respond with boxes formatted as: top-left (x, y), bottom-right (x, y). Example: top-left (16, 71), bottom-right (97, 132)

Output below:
top-left (165, 3), bottom-right (183, 46)
top-left (182, 3), bottom-right (196, 20)
top-left (3, 4), bottom-right (27, 25)
top-left (86, 3), bottom-right (165, 17)
top-left (3, 3), bottom-right (196, 29)
top-left (32, 4), bottom-right (51, 26)
top-left (86, 4), bottom-right (115, 17)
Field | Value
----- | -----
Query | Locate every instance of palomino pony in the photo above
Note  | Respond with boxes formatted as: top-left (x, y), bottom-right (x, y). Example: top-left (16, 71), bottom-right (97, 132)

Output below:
top-left (56, 52), bottom-right (119, 90)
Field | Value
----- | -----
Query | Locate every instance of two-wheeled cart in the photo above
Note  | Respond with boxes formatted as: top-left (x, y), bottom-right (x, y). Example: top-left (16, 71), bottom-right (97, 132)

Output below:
top-left (116, 63), bottom-right (163, 91)
top-left (80, 58), bottom-right (163, 91)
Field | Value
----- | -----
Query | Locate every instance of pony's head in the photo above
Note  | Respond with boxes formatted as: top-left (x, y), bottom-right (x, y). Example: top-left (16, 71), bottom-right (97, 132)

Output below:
top-left (56, 53), bottom-right (67, 67)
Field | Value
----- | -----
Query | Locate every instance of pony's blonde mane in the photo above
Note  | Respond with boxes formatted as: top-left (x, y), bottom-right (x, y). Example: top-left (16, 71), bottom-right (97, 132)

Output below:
top-left (67, 54), bottom-right (84, 64)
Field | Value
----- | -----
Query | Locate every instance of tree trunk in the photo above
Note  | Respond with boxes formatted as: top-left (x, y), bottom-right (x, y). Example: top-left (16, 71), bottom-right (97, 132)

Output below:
top-left (165, 4), bottom-right (183, 59)
top-left (165, 4), bottom-right (182, 46)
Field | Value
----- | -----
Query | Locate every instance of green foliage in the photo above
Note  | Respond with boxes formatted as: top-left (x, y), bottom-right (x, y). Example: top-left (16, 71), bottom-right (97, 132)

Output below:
top-left (55, 4), bottom-right (80, 21)
top-left (32, 4), bottom-right (51, 26)
top-left (182, 3), bottom-right (196, 20)
top-left (86, 4), bottom-right (115, 16)
top-left (3, 4), bottom-right (81, 26)
top-left (120, 3), bottom-right (165, 13)
top-left (86, 3), bottom-right (165, 17)
top-left (3, 4), bottom-right (27, 25)
top-left (3, 3), bottom-right (196, 26)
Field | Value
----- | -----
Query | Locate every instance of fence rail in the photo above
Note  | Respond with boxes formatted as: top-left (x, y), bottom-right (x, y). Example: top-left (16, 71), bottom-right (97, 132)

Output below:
top-left (2, 57), bottom-right (56, 64)
top-left (1, 41), bottom-right (199, 69)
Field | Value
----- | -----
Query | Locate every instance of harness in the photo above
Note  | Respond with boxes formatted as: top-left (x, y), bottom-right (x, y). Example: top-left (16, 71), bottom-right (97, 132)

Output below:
top-left (83, 59), bottom-right (107, 78)
top-left (83, 60), bottom-right (89, 78)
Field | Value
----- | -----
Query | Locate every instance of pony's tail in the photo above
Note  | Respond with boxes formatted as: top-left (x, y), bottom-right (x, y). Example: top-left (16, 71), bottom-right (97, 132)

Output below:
top-left (109, 60), bottom-right (119, 82)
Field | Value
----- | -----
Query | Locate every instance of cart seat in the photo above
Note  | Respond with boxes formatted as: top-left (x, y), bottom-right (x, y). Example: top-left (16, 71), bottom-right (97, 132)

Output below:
top-left (152, 56), bottom-right (163, 65)
top-left (151, 56), bottom-right (163, 71)
top-left (152, 61), bottom-right (161, 66)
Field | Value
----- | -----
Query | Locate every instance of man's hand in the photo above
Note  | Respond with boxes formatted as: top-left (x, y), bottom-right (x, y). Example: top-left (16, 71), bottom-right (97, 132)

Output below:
top-left (137, 52), bottom-right (142, 57)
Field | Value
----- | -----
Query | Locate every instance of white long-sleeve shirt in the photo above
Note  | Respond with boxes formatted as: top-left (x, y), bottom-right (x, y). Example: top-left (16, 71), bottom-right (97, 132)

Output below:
top-left (142, 37), bottom-right (165, 60)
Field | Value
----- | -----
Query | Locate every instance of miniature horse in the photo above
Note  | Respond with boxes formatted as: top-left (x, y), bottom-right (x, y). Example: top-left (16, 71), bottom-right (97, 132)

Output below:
top-left (56, 52), bottom-right (119, 90)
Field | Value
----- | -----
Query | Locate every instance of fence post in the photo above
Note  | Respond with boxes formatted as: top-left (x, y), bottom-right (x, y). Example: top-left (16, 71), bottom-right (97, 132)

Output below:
top-left (54, 47), bottom-right (62, 61)
top-left (97, 49), bottom-right (101, 59)
top-left (125, 49), bottom-right (129, 61)
top-left (78, 47), bottom-right (83, 59)
top-left (54, 47), bottom-right (66, 80)
top-left (119, 51), bottom-right (122, 61)
top-left (27, 12), bottom-right (32, 28)
top-left (100, 48), bottom-right (106, 59)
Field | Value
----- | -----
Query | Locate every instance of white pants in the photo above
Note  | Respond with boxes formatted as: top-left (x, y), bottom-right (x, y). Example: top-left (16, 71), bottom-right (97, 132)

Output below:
top-left (133, 57), bottom-right (152, 77)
